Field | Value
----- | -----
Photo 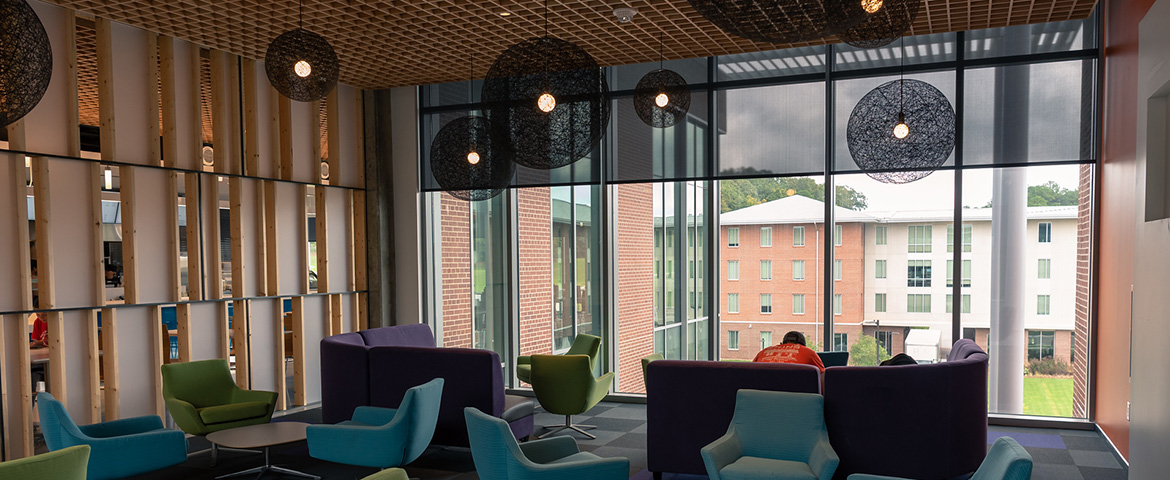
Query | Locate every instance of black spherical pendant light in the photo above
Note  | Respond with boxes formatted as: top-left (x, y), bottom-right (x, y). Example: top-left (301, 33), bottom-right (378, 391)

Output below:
top-left (847, 78), bottom-right (955, 184)
top-left (837, 0), bottom-right (922, 48)
top-left (0, 0), bottom-right (53, 128)
top-left (634, 34), bottom-right (691, 129)
top-left (687, 0), bottom-right (868, 44)
top-left (264, 1), bottom-right (338, 102)
top-left (430, 115), bottom-right (514, 201)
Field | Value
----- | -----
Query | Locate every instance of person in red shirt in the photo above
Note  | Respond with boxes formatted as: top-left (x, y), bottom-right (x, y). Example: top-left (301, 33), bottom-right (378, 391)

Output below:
top-left (753, 331), bottom-right (825, 372)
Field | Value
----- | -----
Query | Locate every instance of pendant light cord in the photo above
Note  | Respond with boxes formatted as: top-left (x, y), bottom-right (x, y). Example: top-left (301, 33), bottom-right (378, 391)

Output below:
top-left (659, 32), bottom-right (664, 70)
top-left (898, 36), bottom-right (905, 114)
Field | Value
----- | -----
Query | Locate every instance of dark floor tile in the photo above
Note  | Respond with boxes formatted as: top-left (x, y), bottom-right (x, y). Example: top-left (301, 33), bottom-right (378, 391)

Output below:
top-left (1061, 435), bottom-right (1111, 451)
top-left (1024, 446), bottom-right (1074, 464)
top-left (1077, 466), bottom-right (1129, 480)
top-left (586, 416), bottom-right (646, 433)
top-left (607, 432), bottom-right (649, 449)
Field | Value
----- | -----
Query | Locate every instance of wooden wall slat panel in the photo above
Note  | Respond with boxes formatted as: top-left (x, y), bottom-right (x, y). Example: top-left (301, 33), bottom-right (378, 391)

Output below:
top-left (184, 173), bottom-right (204, 301)
top-left (247, 299), bottom-right (278, 395)
top-left (210, 50), bottom-right (228, 174)
top-left (147, 33), bottom-right (161, 166)
top-left (300, 296), bottom-right (325, 403)
top-left (20, 2), bottom-right (77, 157)
top-left (273, 301), bottom-right (287, 410)
top-left (148, 305), bottom-right (164, 416)
top-left (130, 168), bottom-right (176, 304)
top-left (175, 303), bottom-right (192, 363)
top-left (105, 19), bottom-right (153, 165)
top-left (231, 299), bottom-right (249, 388)
top-left (101, 307), bottom-right (119, 420)
top-left (203, 175), bottom-right (223, 300)
top-left (290, 296), bottom-right (305, 406)
top-left (120, 166), bottom-right (139, 304)
top-left (0, 155), bottom-right (33, 459)
top-left (112, 306), bottom-right (155, 418)
top-left (276, 183), bottom-right (303, 296)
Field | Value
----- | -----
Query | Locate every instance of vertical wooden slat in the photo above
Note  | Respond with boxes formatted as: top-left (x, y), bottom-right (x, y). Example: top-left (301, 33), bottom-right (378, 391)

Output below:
top-left (273, 305), bottom-right (286, 410)
top-left (227, 54), bottom-right (242, 176)
top-left (345, 190), bottom-right (357, 293)
top-left (184, 173), bottom-right (203, 301)
top-left (168, 172), bottom-right (182, 300)
top-left (255, 183), bottom-right (268, 295)
top-left (147, 33), bottom-right (161, 166)
top-left (31, 158), bottom-right (65, 407)
top-left (101, 307), bottom-right (119, 420)
top-left (269, 85), bottom-right (281, 179)
top-left (84, 310), bottom-right (100, 423)
top-left (65, 13), bottom-right (80, 158)
top-left (354, 87), bottom-right (365, 188)
top-left (315, 187), bottom-right (329, 294)
top-left (121, 166), bottom-right (139, 304)
top-left (229, 178), bottom-right (245, 299)
top-left (6, 144), bottom-right (34, 457)
top-left (160, 36), bottom-right (178, 168)
top-left (232, 299), bottom-right (249, 389)
top-left (330, 294), bottom-right (343, 336)
top-left (208, 177), bottom-right (223, 299)
top-left (353, 190), bottom-right (367, 331)
top-left (176, 303), bottom-right (192, 363)
top-left (278, 96), bottom-right (292, 181)
top-left (88, 164), bottom-right (104, 424)
top-left (290, 296), bottom-right (306, 406)
top-left (299, 185), bottom-right (311, 293)
top-left (242, 59), bottom-right (258, 176)
top-left (311, 99), bottom-right (322, 181)
top-left (148, 305), bottom-right (164, 416)
top-left (326, 89), bottom-right (340, 184)
top-left (96, 18), bottom-right (117, 162)
top-left (264, 181), bottom-right (279, 295)
top-left (190, 45), bottom-right (202, 169)
top-left (210, 50), bottom-right (227, 174)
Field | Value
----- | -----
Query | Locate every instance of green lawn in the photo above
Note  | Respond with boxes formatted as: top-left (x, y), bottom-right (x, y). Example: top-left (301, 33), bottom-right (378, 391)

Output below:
top-left (1022, 377), bottom-right (1074, 417)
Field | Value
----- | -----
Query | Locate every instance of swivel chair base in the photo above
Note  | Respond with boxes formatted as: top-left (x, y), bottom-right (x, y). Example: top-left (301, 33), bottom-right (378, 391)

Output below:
top-left (538, 415), bottom-right (597, 439)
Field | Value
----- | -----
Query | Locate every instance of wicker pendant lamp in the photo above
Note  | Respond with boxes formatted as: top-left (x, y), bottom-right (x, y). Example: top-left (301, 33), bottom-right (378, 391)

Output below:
top-left (0, 0), bottom-right (53, 128)
top-left (429, 54), bottom-right (514, 201)
top-left (481, 0), bottom-right (610, 170)
top-left (264, 0), bottom-right (338, 102)
top-left (633, 33), bottom-right (691, 128)
top-left (837, 0), bottom-right (922, 49)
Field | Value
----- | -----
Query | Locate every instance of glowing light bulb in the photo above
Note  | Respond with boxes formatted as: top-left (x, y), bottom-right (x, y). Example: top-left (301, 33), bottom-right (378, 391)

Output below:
top-left (655, 93), bottom-right (670, 108)
top-left (861, 0), bottom-right (884, 14)
top-left (467, 151), bottom-right (481, 165)
top-left (294, 60), bottom-right (312, 78)
top-left (538, 93), bottom-right (556, 113)
top-left (893, 122), bottom-right (909, 139)
top-left (103, 167), bottom-right (112, 190)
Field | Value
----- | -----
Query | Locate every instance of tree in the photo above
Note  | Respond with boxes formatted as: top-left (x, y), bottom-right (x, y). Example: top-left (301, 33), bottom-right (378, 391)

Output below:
top-left (982, 181), bottom-right (1079, 208)
top-left (848, 335), bottom-right (892, 366)
top-left (720, 177), bottom-right (869, 213)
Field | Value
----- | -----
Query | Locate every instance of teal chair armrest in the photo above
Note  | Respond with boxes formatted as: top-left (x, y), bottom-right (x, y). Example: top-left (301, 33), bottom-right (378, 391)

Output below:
top-left (588, 372), bottom-right (615, 407)
top-left (85, 428), bottom-right (187, 480)
top-left (846, 475), bottom-right (908, 480)
top-left (809, 431), bottom-right (840, 480)
top-left (78, 415), bottom-right (164, 438)
top-left (518, 435), bottom-right (580, 464)
top-left (352, 406), bottom-right (399, 426)
top-left (231, 387), bottom-right (278, 407)
top-left (517, 355), bottom-right (532, 365)
top-left (518, 456), bottom-right (629, 480)
top-left (700, 428), bottom-right (743, 480)
top-left (307, 420), bottom-right (410, 468)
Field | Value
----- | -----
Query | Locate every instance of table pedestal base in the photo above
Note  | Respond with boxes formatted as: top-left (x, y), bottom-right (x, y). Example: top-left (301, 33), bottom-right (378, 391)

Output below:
top-left (215, 446), bottom-right (319, 480)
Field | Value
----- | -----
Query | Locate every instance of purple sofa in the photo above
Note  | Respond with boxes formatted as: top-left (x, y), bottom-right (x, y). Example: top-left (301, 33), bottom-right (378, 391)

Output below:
top-left (822, 339), bottom-right (989, 480)
top-left (320, 324), bottom-right (535, 447)
top-left (646, 360), bottom-right (822, 478)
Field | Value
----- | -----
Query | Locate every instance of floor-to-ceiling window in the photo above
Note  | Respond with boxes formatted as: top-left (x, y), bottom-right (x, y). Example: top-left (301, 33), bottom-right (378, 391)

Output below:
top-left (418, 12), bottom-right (1098, 418)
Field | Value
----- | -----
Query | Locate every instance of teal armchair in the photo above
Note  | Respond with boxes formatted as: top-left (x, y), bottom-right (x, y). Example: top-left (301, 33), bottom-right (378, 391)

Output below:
top-left (701, 390), bottom-right (838, 480)
top-left (531, 354), bottom-right (613, 439)
top-left (848, 437), bottom-right (1033, 480)
top-left (517, 334), bottom-right (601, 384)
top-left (0, 444), bottom-right (89, 480)
top-left (37, 393), bottom-right (187, 480)
top-left (161, 359), bottom-right (278, 436)
top-left (465, 407), bottom-right (629, 480)
top-left (307, 378), bottom-right (444, 468)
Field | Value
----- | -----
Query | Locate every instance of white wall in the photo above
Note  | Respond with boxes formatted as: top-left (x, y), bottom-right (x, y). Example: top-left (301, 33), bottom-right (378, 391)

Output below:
top-left (391, 87), bottom-right (421, 325)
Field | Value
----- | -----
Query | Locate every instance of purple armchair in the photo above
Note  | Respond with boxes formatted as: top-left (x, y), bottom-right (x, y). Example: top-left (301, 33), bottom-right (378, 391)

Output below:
top-left (823, 339), bottom-right (989, 480)
top-left (646, 360), bottom-right (822, 478)
top-left (320, 324), bottom-right (535, 447)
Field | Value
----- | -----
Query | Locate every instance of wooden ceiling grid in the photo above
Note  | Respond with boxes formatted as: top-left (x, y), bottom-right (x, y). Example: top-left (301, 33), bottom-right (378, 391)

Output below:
top-left (44, 0), bottom-right (1097, 90)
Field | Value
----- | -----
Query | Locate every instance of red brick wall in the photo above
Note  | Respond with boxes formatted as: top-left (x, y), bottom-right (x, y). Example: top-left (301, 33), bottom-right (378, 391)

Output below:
top-left (1072, 163), bottom-right (1092, 417)
top-left (440, 194), bottom-right (471, 348)
top-left (517, 188), bottom-right (553, 359)
top-left (719, 221), bottom-right (866, 360)
top-left (616, 184), bottom-right (655, 393)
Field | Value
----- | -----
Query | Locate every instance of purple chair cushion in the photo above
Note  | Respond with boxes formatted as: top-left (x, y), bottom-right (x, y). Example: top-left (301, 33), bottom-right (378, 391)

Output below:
top-left (320, 333), bottom-right (370, 424)
top-left (646, 360), bottom-right (822, 476)
top-left (358, 324), bottom-right (436, 348)
top-left (948, 338), bottom-right (985, 362)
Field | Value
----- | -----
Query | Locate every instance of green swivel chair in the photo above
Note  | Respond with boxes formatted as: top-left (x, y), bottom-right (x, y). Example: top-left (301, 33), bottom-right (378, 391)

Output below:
top-left (161, 358), bottom-right (278, 460)
top-left (361, 467), bottom-right (409, 480)
top-left (517, 333), bottom-right (601, 384)
top-left (530, 354), bottom-right (614, 439)
top-left (0, 445), bottom-right (89, 480)
top-left (641, 353), bottom-right (664, 388)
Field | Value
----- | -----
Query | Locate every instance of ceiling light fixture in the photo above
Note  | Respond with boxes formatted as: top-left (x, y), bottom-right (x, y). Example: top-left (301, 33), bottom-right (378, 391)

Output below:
top-left (633, 32), bottom-right (691, 128)
top-left (430, 53), bottom-right (514, 201)
top-left (837, 0), bottom-right (921, 48)
top-left (0, 0), bottom-right (52, 128)
top-left (265, 0), bottom-right (339, 102)
top-left (103, 166), bottom-right (113, 191)
top-left (614, 7), bottom-right (638, 23)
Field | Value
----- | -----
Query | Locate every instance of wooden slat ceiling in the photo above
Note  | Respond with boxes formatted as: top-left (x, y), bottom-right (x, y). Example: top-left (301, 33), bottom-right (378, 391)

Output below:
top-left (46, 0), bottom-right (1097, 91)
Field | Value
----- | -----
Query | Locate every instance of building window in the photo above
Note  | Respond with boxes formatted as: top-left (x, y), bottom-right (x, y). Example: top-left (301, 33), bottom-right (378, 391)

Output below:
top-left (761, 331), bottom-right (773, 349)
top-left (760, 260), bottom-right (772, 281)
top-left (760, 294), bottom-right (772, 314)
top-left (946, 260), bottom-right (972, 287)
top-left (876, 331), bottom-right (893, 355)
top-left (875, 259), bottom-right (886, 279)
top-left (1038, 222), bottom-right (1052, 243)
top-left (793, 226), bottom-right (805, 246)
top-left (728, 330), bottom-right (740, 350)
top-left (946, 294), bottom-right (971, 314)
top-left (907, 294), bottom-right (931, 313)
top-left (875, 293), bottom-right (887, 313)
top-left (1038, 295), bottom-right (1051, 315)
top-left (728, 260), bottom-right (739, 280)
top-left (792, 294), bottom-right (805, 315)
top-left (1027, 330), bottom-right (1055, 360)
top-left (907, 260), bottom-right (932, 287)
top-left (947, 224), bottom-right (973, 253)
top-left (792, 260), bottom-right (805, 281)
top-left (963, 328), bottom-right (977, 341)
top-left (760, 227), bottom-right (772, 247)
top-left (833, 333), bottom-right (848, 352)
top-left (908, 225), bottom-right (932, 253)
top-left (728, 227), bottom-right (739, 247)
top-left (833, 294), bottom-right (842, 315)
top-left (1070, 331), bottom-right (1075, 362)
top-left (1038, 258), bottom-right (1051, 279)
top-left (728, 293), bottom-right (739, 313)
top-left (834, 225), bottom-right (843, 246)
top-left (876, 225), bottom-right (887, 245)
top-left (834, 260), bottom-right (842, 281)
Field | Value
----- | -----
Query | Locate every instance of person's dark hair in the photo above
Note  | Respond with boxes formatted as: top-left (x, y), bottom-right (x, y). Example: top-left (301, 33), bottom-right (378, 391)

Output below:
top-left (782, 331), bottom-right (806, 346)
top-left (32, 296), bottom-right (39, 309)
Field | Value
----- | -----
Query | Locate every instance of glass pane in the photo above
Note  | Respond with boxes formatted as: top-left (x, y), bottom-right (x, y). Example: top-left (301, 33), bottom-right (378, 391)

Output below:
top-left (718, 82), bottom-right (826, 177)
top-left (610, 91), bottom-right (710, 183)
top-left (100, 166), bottom-right (124, 303)
top-left (962, 164), bottom-right (1090, 418)
top-left (610, 57), bottom-right (708, 91)
top-left (833, 32), bottom-right (956, 71)
top-left (716, 46), bottom-right (827, 81)
top-left (964, 14), bottom-right (1096, 59)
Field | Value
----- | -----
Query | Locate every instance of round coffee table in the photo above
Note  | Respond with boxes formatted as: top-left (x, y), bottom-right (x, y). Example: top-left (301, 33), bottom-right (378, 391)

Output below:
top-left (205, 421), bottom-right (318, 479)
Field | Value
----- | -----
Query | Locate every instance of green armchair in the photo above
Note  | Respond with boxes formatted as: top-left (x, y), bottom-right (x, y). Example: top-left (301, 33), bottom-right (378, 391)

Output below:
top-left (0, 445), bottom-right (89, 480)
top-left (517, 333), bottom-right (601, 384)
top-left (161, 358), bottom-right (278, 436)
top-left (530, 354), bottom-right (613, 439)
